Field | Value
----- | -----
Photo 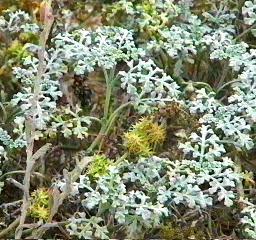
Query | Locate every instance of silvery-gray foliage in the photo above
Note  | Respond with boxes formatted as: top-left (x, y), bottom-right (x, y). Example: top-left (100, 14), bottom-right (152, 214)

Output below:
top-left (48, 15), bottom-right (253, 237)
top-left (0, 170), bottom-right (3, 193)
top-left (187, 28), bottom-right (256, 150)
top-left (20, 23), bottom-right (39, 33)
top-left (178, 0), bottom-right (194, 8)
top-left (175, 19), bottom-right (256, 234)
top-left (148, 15), bottom-right (210, 63)
top-left (240, 204), bottom-right (256, 239)
top-left (189, 89), bottom-right (221, 114)
top-left (159, 25), bottom-right (197, 61)
top-left (0, 128), bottom-right (12, 147)
top-left (119, 59), bottom-right (181, 113)
top-left (242, 0), bottom-right (256, 25)
top-left (82, 162), bottom-right (168, 237)
top-left (0, 35), bottom-right (67, 151)
top-left (0, 10), bottom-right (30, 33)
top-left (66, 213), bottom-right (109, 239)
top-left (189, 90), bottom-right (254, 150)
top-left (229, 87), bottom-right (256, 123)
top-left (58, 157), bottom-right (169, 238)
top-left (203, 10), bottom-right (236, 29)
top-left (59, 152), bottom-right (240, 238)
top-left (202, 30), bottom-right (235, 60)
top-left (179, 124), bottom-right (226, 162)
top-left (206, 39), bottom-right (248, 61)
top-left (1, 2), bottom-right (256, 239)
top-left (178, 125), bottom-right (240, 207)
top-left (0, 128), bottom-right (9, 158)
top-left (179, 158), bottom-right (237, 200)
top-left (136, 0), bottom-right (180, 30)
top-left (105, 0), bottom-right (181, 33)
top-left (228, 49), bottom-right (256, 123)
top-left (47, 105), bottom-right (92, 139)
top-left (11, 52), bottom-right (65, 131)
top-left (0, 127), bottom-right (26, 158)
top-left (54, 27), bottom-right (143, 74)
top-left (0, 11), bottom-right (48, 146)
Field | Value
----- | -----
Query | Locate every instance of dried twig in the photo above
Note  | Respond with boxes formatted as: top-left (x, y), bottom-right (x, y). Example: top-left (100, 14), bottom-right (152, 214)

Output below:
top-left (0, 170), bottom-right (46, 180)
top-left (7, 178), bottom-right (25, 191)
top-left (29, 156), bottom-right (93, 239)
top-left (0, 217), bottom-right (21, 239)
top-left (14, 1), bottom-right (54, 238)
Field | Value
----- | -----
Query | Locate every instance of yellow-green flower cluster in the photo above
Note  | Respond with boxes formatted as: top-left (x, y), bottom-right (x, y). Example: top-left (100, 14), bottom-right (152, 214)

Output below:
top-left (88, 155), bottom-right (113, 180)
top-left (29, 188), bottom-right (51, 221)
top-left (124, 117), bottom-right (166, 156)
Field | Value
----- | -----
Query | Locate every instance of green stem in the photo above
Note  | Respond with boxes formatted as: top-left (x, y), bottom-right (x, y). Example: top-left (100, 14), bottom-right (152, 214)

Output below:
top-left (234, 155), bottom-right (244, 201)
top-left (0, 171), bottom-right (46, 180)
top-left (114, 153), bottom-right (128, 166)
top-left (216, 61), bottom-right (230, 89)
top-left (87, 116), bottom-right (102, 124)
top-left (87, 126), bottom-right (106, 153)
top-left (101, 102), bottom-right (132, 140)
top-left (86, 68), bottom-right (116, 153)
top-left (217, 79), bottom-right (240, 93)
top-left (103, 69), bottom-right (112, 119)
top-left (87, 102), bottom-right (132, 153)
top-left (178, 78), bottom-right (213, 92)
top-left (192, 81), bottom-right (213, 92)
top-left (235, 23), bottom-right (256, 40)
top-left (0, 102), bottom-right (7, 121)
